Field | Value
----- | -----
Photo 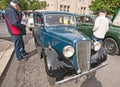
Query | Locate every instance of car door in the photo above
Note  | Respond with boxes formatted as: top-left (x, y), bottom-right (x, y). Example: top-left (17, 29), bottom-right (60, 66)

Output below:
top-left (34, 12), bottom-right (45, 47)
top-left (77, 16), bottom-right (94, 38)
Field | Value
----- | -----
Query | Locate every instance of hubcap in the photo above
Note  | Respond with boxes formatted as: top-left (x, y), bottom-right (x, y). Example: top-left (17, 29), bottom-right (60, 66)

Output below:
top-left (106, 42), bottom-right (114, 51)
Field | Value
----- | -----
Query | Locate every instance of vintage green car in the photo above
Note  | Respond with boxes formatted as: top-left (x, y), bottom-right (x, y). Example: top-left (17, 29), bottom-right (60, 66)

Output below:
top-left (76, 15), bottom-right (120, 55)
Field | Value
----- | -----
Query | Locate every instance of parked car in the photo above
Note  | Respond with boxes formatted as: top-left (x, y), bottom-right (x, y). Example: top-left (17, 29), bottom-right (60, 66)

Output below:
top-left (0, 10), bottom-right (5, 19)
top-left (28, 12), bottom-right (34, 31)
top-left (112, 8), bottom-right (120, 26)
top-left (0, 10), bottom-right (3, 19)
top-left (31, 11), bottom-right (107, 85)
top-left (76, 14), bottom-right (120, 55)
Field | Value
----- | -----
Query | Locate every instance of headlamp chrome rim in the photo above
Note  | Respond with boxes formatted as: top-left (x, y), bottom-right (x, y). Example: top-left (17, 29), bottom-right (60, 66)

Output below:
top-left (63, 45), bottom-right (75, 58)
top-left (94, 41), bottom-right (102, 51)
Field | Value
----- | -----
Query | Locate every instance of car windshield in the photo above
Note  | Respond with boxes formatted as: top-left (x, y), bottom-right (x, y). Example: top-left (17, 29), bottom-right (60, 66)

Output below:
top-left (45, 14), bottom-right (76, 26)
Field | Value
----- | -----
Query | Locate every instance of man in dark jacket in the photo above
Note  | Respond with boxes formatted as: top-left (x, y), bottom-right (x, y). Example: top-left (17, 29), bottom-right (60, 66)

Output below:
top-left (5, 0), bottom-right (29, 60)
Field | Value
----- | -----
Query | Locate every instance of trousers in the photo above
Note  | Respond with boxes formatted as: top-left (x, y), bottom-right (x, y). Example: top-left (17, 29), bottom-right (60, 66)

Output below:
top-left (92, 35), bottom-right (103, 43)
top-left (11, 35), bottom-right (26, 60)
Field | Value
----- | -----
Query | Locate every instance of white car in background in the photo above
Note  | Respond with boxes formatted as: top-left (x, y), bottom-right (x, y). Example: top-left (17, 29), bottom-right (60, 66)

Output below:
top-left (28, 13), bottom-right (34, 31)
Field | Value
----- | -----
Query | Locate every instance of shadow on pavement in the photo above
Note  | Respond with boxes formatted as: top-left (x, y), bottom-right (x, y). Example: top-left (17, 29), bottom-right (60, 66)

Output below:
top-left (80, 77), bottom-right (102, 87)
top-left (0, 37), bottom-right (13, 42)
top-left (18, 49), bottom-right (37, 61)
top-left (27, 49), bottom-right (37, 59)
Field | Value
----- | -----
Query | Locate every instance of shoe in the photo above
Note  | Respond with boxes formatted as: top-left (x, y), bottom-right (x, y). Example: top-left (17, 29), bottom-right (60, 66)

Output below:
top-left (17, 52), bottom-right (31, 61)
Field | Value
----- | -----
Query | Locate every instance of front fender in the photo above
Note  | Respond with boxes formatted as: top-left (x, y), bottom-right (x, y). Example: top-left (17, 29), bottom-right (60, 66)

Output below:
top-left (90, 46), bottom-right (107, 68)
top-left (43, 48), bottom-right (76, 78)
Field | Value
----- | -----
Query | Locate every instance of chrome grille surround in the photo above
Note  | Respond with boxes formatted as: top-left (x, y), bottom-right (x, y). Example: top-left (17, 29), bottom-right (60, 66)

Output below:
top-left (76, 41), bottom-right (91, 73)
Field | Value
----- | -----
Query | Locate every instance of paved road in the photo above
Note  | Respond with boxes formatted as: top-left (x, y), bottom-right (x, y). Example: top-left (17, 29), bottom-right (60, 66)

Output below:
top-left (0, 19), bottom-right (11, 39)
top-left (0, 19), bottom-right (120, 87)
top-left (0, 31), bottom-right (120, 87)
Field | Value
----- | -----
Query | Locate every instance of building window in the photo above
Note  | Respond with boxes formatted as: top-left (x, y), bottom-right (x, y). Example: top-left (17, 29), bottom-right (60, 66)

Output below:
top-left (81, 7), bottom-right (86, 14)
top-left (64, 6), bottom-right (66, 11)
top-left (67, 6), bottom-right (70, 12)
top-left (60, 5), bottom-right (70, 12)
top-left (60, 5), bottom-right (63, 11)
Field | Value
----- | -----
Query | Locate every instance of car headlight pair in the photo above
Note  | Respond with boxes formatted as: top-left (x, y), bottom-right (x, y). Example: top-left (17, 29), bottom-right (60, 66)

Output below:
top-left (93, 41), bottom-right (102, 51)
top-left (63, 45), bottom-right (75, 58)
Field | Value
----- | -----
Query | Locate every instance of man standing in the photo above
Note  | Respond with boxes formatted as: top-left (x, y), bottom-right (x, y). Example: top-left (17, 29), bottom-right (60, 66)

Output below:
top-left (5, 0), bottom-right (29, 60)
top-left (93, 9), bottom-right (111, 42)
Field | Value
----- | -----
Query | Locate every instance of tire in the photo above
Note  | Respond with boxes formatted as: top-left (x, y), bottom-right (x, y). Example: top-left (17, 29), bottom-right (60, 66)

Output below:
top-left (47, 75), bottom-right (56, 85)
top-left (103, 38), bottom-right (119, 55)
top-left (44, 54), bottom-right (56, 85)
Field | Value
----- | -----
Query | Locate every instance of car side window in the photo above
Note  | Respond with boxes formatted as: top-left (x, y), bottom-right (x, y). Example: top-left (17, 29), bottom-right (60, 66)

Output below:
top-left (77, 16), bottom-right (93, 24)
top-left (76, 16), bottom-right (84, 23)
top-left (34, 13), bottom-right (42, 24)
top-left (84, 16), bottom-right (93, 24)
top-left (37, 15), bottom-right (42, 24)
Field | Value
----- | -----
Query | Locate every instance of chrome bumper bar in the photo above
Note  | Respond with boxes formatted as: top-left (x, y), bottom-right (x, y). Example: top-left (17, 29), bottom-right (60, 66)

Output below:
top-left (55, 61), bottom-right (107, 85)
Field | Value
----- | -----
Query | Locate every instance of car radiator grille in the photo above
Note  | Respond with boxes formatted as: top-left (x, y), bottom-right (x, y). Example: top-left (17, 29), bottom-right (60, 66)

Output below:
top-left (76, 41), bottom-right (91, 72)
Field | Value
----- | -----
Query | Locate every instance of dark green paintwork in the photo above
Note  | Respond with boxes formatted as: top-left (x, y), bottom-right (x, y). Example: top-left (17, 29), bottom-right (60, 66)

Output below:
top-left (76, 14), bottom-right (120, 51)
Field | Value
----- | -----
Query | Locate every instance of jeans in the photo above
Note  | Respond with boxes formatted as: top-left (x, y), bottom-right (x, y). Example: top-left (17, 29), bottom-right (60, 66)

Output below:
top-left (11, 35), bottom-right (26, 60)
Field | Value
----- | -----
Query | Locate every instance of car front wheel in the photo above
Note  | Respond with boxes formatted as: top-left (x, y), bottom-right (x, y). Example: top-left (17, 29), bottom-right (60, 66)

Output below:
top-left (44, 53), bottom-right (56, 85)
top-left (103, 38), bottom-right (119, 55)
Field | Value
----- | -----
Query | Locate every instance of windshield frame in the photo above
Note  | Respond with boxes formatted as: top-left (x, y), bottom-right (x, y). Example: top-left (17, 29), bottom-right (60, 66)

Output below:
top-left (44, 14), bottom-right (76, 27)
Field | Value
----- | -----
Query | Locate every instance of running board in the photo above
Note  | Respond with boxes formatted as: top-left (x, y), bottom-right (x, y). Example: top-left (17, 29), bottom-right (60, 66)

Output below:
top-left (55, 61), bottom-right (107, 85)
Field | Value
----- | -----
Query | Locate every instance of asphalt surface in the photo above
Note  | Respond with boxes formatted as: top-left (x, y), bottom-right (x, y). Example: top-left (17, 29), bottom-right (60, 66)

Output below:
top-left (0, 19), bottom-right (14, 83)
top-left (1, 34), bottom-right (120, 87)
top-left (0, 18), bottom-right (120, 87)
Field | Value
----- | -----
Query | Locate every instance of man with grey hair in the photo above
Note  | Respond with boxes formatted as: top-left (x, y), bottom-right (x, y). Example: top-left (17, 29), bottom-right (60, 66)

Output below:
top-left (5, 0), bottom-right (29, 60)
top-left (92, 9), bottom-right (111, 43)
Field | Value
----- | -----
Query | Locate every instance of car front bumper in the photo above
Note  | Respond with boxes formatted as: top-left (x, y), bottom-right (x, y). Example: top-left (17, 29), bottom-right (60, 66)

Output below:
top-left (55, 61), bottom-right (107, 85)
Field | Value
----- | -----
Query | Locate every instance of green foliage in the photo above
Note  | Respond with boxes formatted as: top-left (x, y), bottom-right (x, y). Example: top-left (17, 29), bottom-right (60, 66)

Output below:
top-left (0, 0), bottom-right (46, 10)
top-left (27, 0), bottom-right (47, 11)
top-left (89, 0), bottom-right (120, 15)
top-left (0, 0), bottom-right (11, 9)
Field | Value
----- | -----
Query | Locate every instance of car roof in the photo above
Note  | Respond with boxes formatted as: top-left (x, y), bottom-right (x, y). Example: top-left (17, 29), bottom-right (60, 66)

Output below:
top-left (34, 10), bottom-right (75, 15)
top-left (76, 14), bottom-right (97, 19)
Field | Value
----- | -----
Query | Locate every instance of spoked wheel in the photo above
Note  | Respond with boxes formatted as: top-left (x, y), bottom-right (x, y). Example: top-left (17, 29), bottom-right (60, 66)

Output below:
top-left (103, 38), bottom-right (119, 55)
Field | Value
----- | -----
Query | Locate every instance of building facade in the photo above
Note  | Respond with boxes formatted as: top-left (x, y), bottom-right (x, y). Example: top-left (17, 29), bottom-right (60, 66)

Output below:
top-left (44, 0), bottom-right (93, 14)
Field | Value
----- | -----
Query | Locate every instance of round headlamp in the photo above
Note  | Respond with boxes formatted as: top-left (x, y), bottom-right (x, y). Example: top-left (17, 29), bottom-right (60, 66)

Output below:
top-left (63, 45), bottom-right (75, 58)
top-left (94, 41), bottom-right (101, 51)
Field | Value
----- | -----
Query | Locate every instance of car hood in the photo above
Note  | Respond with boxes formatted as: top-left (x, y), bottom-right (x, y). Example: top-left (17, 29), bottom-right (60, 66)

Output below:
top-left (47, 27), bottom-right (90, 44)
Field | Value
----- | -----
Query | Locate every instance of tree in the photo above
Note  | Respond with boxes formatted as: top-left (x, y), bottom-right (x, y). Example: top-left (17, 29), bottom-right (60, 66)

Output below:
top-left (0, 0), bottom-right (11, 9)
top-left (89, 0), bottom-right (120, 15)
top-left (0, 0), bottom-right (46, 11)
top-left (27, 0), bottom-right (47, 11)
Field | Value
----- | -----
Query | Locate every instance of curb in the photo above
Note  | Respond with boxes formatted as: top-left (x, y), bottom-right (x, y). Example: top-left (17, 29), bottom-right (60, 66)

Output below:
top-left (0, 40), bottom-right (14, 78)
top-left (0, 48), bottom-right (14, 77)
